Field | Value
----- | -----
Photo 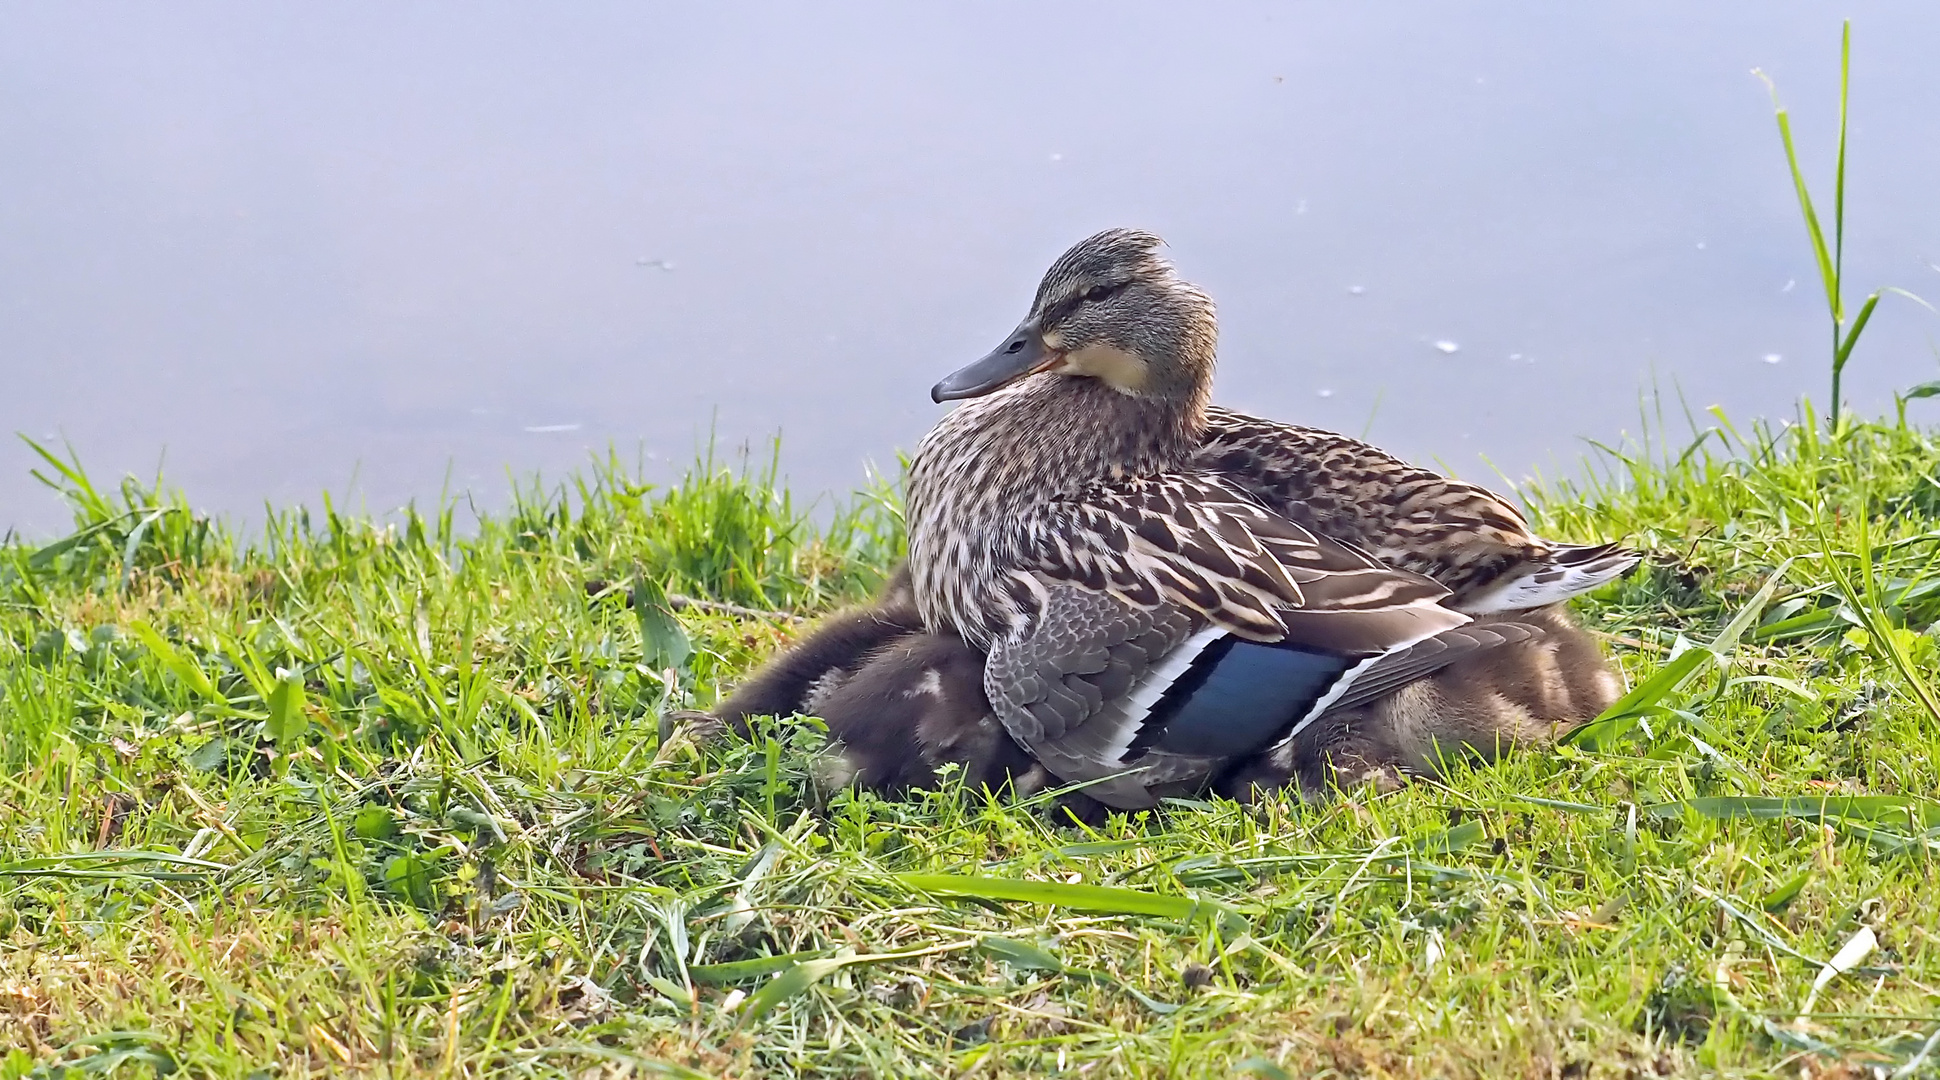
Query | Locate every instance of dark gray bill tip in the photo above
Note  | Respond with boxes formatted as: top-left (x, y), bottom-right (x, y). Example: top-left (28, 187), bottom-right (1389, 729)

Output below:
top-left (931, 323), bottom-right (1050, 403)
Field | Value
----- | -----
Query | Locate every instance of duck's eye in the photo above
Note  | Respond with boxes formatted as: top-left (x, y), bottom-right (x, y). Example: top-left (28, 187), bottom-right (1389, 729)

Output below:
top-left (1083, 284), bottom-right (1116, 303)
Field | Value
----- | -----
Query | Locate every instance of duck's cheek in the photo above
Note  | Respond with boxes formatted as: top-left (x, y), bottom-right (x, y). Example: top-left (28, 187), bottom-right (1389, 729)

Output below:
top-left (1057, 344), bottom-right (1150, 394)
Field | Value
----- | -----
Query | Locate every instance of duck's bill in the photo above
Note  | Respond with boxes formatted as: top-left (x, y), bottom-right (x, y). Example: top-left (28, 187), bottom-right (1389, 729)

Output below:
top-left (931, 319), bottom-right (1061, 402)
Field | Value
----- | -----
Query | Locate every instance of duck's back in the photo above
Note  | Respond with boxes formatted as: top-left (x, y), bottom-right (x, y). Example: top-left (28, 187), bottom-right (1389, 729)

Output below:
top-left (1197, 407), bottom-right (1571, 606)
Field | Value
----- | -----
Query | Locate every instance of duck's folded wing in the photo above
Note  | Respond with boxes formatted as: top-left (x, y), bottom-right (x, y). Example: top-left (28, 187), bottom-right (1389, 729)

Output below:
top-left (985, 586), bottom-right (1529, 811)
top-left (984, 583), bottom-right (1194, 745)
top-left (983, 583), bottom-right (1204, 807)
top-left (1029, 472), bottom-right (1464, 644)
top-left (1200, 406), bottom-right (1638, 611)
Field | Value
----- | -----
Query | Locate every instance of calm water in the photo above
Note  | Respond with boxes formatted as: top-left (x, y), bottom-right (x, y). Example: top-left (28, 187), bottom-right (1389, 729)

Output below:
top-left (4, 3), bottom-right (1938, 537)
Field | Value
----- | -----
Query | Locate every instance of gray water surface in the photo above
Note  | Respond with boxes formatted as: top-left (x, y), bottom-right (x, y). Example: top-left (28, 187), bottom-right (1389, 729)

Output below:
top-left (5, 3), bottom-right (1939, 536)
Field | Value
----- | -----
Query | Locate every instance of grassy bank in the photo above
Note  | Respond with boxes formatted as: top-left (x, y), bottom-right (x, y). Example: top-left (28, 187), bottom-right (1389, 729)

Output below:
top-left (6, 403), bottom-right (1940, 1078)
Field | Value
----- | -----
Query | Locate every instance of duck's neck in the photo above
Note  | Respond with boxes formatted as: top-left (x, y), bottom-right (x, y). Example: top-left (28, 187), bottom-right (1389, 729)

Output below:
top-left (926, 374), bottom-right (1205, 498)
top-left (906, 373), bottom-right (1208, 646)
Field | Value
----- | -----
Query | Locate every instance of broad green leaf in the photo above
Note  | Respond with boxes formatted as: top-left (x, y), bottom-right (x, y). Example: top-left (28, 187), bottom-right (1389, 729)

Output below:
top-left (1413, 819), bottom-right (1486, 856)
top-left (644, 973), bottom-right (693, 1007)
top-left (353, 805), bottom-right (397, 841)
top-left (632, 573), bottom-right (692, 670)
top-left (384, 852), bottom-right (439, 909)
top-left (186, 737), bottom-right (229, 773)
top-left (265, 674), bottom-right (308, 748)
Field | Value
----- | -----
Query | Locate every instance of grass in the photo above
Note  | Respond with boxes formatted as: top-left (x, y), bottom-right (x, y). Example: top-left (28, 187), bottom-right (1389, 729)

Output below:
top-left (1754, 20), bottom-right (1932, 429)
top-left (7, 398), bottom-right (1940, 1078)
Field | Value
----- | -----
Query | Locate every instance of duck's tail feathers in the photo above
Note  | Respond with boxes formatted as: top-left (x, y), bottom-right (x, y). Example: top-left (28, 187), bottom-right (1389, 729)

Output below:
top-left (1455, 543), bottom-right (1640, 614)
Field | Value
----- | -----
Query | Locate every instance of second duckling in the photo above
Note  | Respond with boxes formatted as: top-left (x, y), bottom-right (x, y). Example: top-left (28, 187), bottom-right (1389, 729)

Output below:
top-left (1213, 605), bottom-right (1621, 802)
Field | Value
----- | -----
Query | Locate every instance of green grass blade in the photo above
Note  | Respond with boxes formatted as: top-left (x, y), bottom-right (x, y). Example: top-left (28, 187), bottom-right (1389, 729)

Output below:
top-left (975, 935), bottom-right (1178, 1013)
top-left (688, 950), bottom-right (824, 985)
top-left (1558, 648), bottom-right (1705, 750)
top-left (735, 955), bottom-right (853, 1024)
top-left (736, 943), bottom-right (975, 1025)
top-left (129, 620), bottom-right (225, 706)
top-left (1564, 558), bottom-right (1790, 749)
top-left (1647, 795), bottom-right (1940, 829)
top-left (1833, 291), bottom-right (1882, 374)
top-left (1760, 89), bottom-right (1840, 325)
top-left (976, 935), bottom-right (1064, 972)
top-left (897, 873), bottom-right (1245, 929)
top-left (1507, 794), bottom-right (1608, 814)
top-left (1833, 20), bottom-right (1850, 289)
top-left (27, 514), bottom-right (128, 569)
top-left (1763, 869), bottom-right (1813, 912)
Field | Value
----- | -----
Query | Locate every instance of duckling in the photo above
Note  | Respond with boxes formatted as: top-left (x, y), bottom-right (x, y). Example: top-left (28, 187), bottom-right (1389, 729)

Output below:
top-left (671, 566), bottom-right (921, 740)
top-left (1213, 605), bottom-right (1621, 802)
top-left (902, 228), bottom-right (1608, 809)
top-left (798, 628), bottom-right (1037, 795)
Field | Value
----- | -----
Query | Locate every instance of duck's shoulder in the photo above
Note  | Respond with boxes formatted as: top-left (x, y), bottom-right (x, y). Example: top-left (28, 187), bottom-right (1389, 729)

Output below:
top-left (1059, 470), bottom-right (1359, 561)
top-left (1007, 469), bottom-right (1463, 659)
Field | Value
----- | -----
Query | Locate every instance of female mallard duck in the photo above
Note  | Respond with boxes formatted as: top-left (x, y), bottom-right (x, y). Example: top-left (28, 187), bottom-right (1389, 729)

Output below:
top-left (693, 351), bottom-right (1632, 739)
top-left (696, 402), bottom-right (1633, 736)
top-left (901, 228), bottom-right (1608, 809)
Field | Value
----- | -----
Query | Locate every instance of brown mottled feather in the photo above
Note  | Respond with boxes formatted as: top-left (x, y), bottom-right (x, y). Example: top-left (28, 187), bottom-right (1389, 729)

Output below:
top-left (1200, 407), bottom-right (1594, 606)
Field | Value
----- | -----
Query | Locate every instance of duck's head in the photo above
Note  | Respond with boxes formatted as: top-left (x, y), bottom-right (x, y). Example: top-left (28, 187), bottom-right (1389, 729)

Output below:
top-left (932, 229), bottom-right (1218, 408)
